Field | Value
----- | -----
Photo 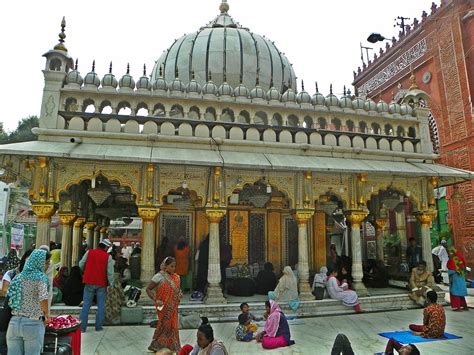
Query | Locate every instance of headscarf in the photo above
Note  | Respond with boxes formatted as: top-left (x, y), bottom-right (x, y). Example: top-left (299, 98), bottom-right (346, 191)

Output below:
top-left (275, 266), bottom-right (298, 299)
top-left (447, 247), bottom-right (466, 275)
top-left (264, 300), bottom-right (282, 338)
top-left (313, 266), bottom-right (328, 286)
top-left (5, 249), bottom-right (20, 270)
top-left (53, 267), bottom-right (68, 289)
top-left (7, 249), bottom-right (49, 310)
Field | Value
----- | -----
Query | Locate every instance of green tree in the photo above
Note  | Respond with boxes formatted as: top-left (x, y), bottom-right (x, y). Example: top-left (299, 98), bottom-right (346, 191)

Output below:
top-left (0, 115), bottom-right (39, 144)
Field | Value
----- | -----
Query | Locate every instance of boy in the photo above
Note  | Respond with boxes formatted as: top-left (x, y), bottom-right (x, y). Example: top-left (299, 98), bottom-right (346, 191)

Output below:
top-left (240, 303), bottom-right (257, 333)
top-left (235, 313), bottom-right (254, 341)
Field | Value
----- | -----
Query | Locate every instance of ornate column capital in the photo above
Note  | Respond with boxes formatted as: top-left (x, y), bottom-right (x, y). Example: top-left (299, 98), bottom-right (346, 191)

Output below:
top-left (345, 210), bottom-right (368, 227)
top-left (292, 210), bottom-right (314, 225)
top-left (31, 203), bottom-right (57, 219)
top-left (375, 218), bottom-right (387, 229)
top-left (416, 209), bottom-right (437, 227)
top-left (94, 225), bottom-right (101, 232)
top-left (84, 222), bottom-right (96, 230)
top-left (100, 227), bottom-right (108, 233)
top-left (138, 207), bottom-right (160, 222)
top-left (58, 213), bottom-right (76, 225)
top-left (73, 217), bottom-right (85, 228)
top-left (205, 209), bottom-right (226, 224)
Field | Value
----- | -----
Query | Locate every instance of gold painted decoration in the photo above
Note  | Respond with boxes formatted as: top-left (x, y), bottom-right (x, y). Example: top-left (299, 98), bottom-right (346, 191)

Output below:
top-left (58, 213), bottom-right (76, 225)
top-left (229, 210), bottom-right (248, 265)
top-left (313, 211), bottom-right (326, 271)
top-left (416, 209), bottom-right (436, 227)
top-left (74, 217), bottom-right (85, 228)
top-left (205, 209), bottom-right (226, 223)
top-left (375, 219), bottom-right (387, 229)
top-left (292, 210), bottom-right (314, 225)
top-left (267, 211), bottom-right (282, 272)
top-left (31, 203), bottom-right (57, 219)
top-left (346, 210), bottom-right (368, 227)
top-left (138, 207), bottom-right (160, 222)
top-left (84, 222), bottom-right (96, 230)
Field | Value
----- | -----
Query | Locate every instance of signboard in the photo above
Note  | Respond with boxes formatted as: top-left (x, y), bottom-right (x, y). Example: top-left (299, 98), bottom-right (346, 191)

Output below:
top-left (10, 223), bottom-right (24, 249)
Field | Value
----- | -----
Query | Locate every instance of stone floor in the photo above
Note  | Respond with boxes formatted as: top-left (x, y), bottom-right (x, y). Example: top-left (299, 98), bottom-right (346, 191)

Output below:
top-left (81, 307), bottom-right (474, 354)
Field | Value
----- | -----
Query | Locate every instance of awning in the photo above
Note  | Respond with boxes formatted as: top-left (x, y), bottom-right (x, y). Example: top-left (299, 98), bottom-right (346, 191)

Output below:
top-left (0, 141), bottom-right (472, 186)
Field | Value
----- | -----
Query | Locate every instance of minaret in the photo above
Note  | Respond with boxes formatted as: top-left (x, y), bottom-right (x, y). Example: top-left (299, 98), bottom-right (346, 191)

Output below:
top-left (40, 17), bottom-right (74, 129)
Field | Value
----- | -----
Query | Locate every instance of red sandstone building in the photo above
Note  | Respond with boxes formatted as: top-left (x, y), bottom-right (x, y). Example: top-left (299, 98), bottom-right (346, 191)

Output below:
top-left (353, 0), bottom-right (474, 265)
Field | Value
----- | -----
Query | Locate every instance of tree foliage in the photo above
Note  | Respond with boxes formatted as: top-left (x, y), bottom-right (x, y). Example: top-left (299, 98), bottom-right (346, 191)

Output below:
top-left (0, 116), bottom-right (39, 144)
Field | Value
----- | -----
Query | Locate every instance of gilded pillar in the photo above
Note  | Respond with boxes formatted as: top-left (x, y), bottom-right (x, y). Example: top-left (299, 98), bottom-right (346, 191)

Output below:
top-left (293, 210), bottom-right (314, 300)
top-left (346, 211), bottom-right (369, 296)
top-left (31, 203), bottom-right (57, 247)
top-left (84, 222), bottom-right (96, 250)
top-left (205, 209), bottom-right (227, 304)
top-left (417, 211), bottom-right (436, 272)
top-left (138, 207), bottom-right (160, 283)
top-left (58, 213), bottom-right (75, 268)
top-left (375, 219), bottom-right (387, 262)
top-left (93, 226), bottom-right (101, 249)
top-left (71, 218), bottom-right (85, 266)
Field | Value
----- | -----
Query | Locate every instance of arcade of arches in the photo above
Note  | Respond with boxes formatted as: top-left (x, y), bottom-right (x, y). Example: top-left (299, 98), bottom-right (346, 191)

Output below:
top-left (21, 155), bottom-right (440, 303)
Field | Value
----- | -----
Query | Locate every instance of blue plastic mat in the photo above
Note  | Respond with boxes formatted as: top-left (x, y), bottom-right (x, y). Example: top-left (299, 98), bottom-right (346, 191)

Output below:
top-left (378, 330), bottom-right (462, 344)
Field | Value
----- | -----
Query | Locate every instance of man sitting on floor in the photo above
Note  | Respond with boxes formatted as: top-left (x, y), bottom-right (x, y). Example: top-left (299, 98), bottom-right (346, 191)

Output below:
top-left (408, 261), bottom-right (437, 306)
top-left (409, 290), bottom-right (446, 338)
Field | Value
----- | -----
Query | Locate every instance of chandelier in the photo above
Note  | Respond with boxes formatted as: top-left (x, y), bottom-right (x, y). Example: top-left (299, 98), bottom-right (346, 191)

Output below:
top-left (87, 187), bottom-right (111, 206)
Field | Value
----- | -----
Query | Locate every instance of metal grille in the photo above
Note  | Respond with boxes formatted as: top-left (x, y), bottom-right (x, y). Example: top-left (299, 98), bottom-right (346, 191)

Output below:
top-left (284, 216), bottom-right (298, 267)
top-left (219, 214), bottom-right (229, 245)
top-left (249, 213), bottom-right (265, 264)
top-left (160, 213), bottom-right (192, 248)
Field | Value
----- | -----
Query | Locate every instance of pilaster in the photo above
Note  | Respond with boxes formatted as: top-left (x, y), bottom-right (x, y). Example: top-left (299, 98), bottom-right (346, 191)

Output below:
top-left (346, 210), bottom-right (369, 296)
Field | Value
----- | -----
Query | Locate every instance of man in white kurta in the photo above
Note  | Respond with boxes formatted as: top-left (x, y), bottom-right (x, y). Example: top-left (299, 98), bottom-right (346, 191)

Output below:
top-left (432, 240), bottom-right (449, 284)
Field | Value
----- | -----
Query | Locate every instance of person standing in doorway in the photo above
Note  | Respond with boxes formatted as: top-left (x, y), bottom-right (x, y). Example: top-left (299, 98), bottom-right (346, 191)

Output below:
top-left (79, 238), bottom-right (114, 332)
top-left (174, 237), bottom-right (191, 291)
top-left (406, 237), bottom-right (422, 271)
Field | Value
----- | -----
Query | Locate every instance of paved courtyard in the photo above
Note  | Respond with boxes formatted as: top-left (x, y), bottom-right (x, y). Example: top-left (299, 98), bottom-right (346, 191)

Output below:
top-left (81, 308), bottom-right (474, 354)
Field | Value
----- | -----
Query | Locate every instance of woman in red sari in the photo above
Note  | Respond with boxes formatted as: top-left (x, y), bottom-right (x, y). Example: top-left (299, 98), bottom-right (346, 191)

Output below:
top-left (146, 256), bottom-right (182, 352)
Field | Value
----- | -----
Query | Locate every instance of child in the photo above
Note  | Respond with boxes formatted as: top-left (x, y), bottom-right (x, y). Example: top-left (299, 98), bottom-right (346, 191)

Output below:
top-left (235, 313), bottom-right (254, 341)
top-left (240, 302), bottom-right (257, 333)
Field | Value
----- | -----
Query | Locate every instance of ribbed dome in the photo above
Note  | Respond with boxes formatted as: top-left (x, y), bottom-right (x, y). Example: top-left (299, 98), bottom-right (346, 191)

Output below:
top-left (66, 69), bottom-right (83, 86)
top-left (266, 86), bottom-right (281, 101)
top-left (365, 98), bottom-right (377, 112)
top-left (170, 77), bottom-right (185, 92)
top-left (137, 75), bottom-right (151, 90)
top-left (250, 85), bottom-right (265, 99)
top-left (151, 2), bottom-right (296, 94)
top-left (377, 99), bottom-right (389, 113)
top-left (186, 78), bottom-right (202, 93)
top-left (352, 96), bottom-right (365, 110)
top-left (389, 101), bottom-right (401, 114)
top-left (296, 90), bottom-right (311, 104)
top-left (281, 88), bottom-right (296, 102)
top-left (400, 103), bottom-right (413, 116)
top-left (218, 82), bottom-right (233, 96)
top-left (202, 80), bottom-right (218, 95)
top-left (311, 84), bottom-right (325, 106)
top-left (234, 83), bottom-right (249, 97)
top-left (84, 61), bottom-right (100, 87)
top-left (119, 65), bottom-right (135, 90)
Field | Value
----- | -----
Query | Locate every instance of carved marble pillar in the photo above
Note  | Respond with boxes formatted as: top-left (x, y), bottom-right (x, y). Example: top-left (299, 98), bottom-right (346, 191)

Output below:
top-left (93, 226), bottom-right (101, 249)
top-left (396, 210), bottom-right (407, 263)
top-left (205, 209), bottom-right (227, 304)
top-left (293, 210), bottom-right (314, 300)
top-left (346, 211), bottom-right (369, 296)
top-left (58, 214), bottom-right (75, 269)
top-left (85, 222), bottom-right (96, 250)
top-left (31, 203), bottom-right (57, 247)
top-left (71, 218), bottom-right (85, 266)
top-left (417, 211), bottom-right (436, 272)
top-left (138, 207), bottom-right (159, 283)
top-left (375, 219), bottom-right (387, 262)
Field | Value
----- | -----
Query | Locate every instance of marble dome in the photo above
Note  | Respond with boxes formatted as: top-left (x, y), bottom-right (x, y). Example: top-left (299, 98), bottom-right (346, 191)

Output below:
top-left (151, 1), bottom-right (296, 94)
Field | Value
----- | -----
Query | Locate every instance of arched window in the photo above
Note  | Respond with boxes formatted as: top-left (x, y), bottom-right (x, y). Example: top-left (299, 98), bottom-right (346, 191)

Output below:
top-left (332, 118), bottom-right (342, 131)
top-left (408, 127), bottom-right (416, 138)
top-left (254, 111), bottom-right (268, 125)
top-left (359, 121), bottom-right (367, 133)
top-left (204, 107), bottom-right (216, 121)
top-left (170, 104), bottom-right (184, 118)
top-left (287, 115), bottom-right (299, 127)
top-left (188, 106), bottom-right (200, 120)
top-left (384, 124), bottom-right (394, 135)
top-left (82, 99), bottom-right (95, 113)
top-left (346, 120), bottom-right (355, 132)
top-left (117, 101), bottom-right (132, 115)
top-left (65, 97), bottom-right (78, 112)
top-left (271, 113), bottom-right (283, 126)
top-left (237, 111), bottom-right (250, 124)
top-left (318, 117), bottom-right (327, 129)
top-left (371, 123), bottom-right (381, 134)
top-left (49, 58), bottom-right (62, 71)
top-left (221, 108), bottom-right (234, 122)
top-left (153, 103), bottom-right (166, 117)
top-left (396, 126), bottom-right (405, 137)
top-left (303, 116), bottom-right (313, 128)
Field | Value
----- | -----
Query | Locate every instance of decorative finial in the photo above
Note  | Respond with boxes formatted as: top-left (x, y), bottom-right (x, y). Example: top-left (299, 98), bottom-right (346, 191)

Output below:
top-left (143, 64), bottom-right (146, 76)
top-left (239, 73), bottom-right (243, 84)
top-left (219, 0), bottom-right (229, 14)
top-left (208, 71), bottom-right (212, 81)
top-left (301, 80), bottom-right (305, 91)
top-left (175, 67), bottom-right (179, 79)
top-left (74, 59), bottom-right (78, 71)
top-left (54, 16), bottom-right (68, 52)
top-left (223, 72), bottom-right (227, 82)
top-left (126, 63), bottom-right (130, 75)
top-left (256, 74), bottom-right (260, 86)
top-left (159, 64), bottom-right (163, 77)
top-left (92, 60), bottom-right (96, 73)
top-left (330, 84), bottom-right (333, 95)
top-left (343, 85), bottom-right (346, 95)
top-left (315, 82), bottom-right (319, 93)
top-left (191, 70), bottom-right (195, 80)
top-left (270, 78), bottom-right (274, 88)
top-left (409, 66), bottom-right (419, 90)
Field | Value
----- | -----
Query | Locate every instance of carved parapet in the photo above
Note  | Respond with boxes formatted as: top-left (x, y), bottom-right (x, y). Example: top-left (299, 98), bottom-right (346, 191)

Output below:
top-left (31, 203), bottom-right (57, 220)
top-left (345, 210), bottom-right (368, 227)
top-left (205, 209), bottom-right (226, 224)
top-left (138, 207), bottom-right (160, 222)
top-left (58, 213), bottom-right (76, 225)
top-left (73, 217), bottom-right (85, 228)
top-left (292, 210), bottom-right (314, 225)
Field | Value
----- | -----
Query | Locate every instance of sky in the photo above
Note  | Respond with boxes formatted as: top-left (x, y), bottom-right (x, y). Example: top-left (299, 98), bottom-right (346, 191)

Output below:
top-left (0, 0), bottom-right (436, 131)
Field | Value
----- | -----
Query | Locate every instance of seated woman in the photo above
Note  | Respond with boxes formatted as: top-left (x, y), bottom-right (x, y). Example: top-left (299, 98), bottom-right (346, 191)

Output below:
top-left (255, 262), bottom-right (277, 295)
top-left (256, 300), bottom-right (295, 350)
top-left (408, 261), bottom-right (437, 306)
top-left (268, 266), bottom-right (300, 311)
top-left (179, 321), bottom-right (228, 355)
top-left (326, 267), bottom-right (362, 313)
top-left (62, 266), bottom-right (84, 306)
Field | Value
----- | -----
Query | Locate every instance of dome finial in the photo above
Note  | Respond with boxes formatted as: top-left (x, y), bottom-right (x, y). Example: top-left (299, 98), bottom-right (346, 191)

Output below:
top-left (92, 60), bottom-right (96, 73)
top-left (74, 58), bottom-right (78, 71)
top-left (109, 61), bottom-right (113, 74)
top-left (208, 71), bottom-right (212, 81)
top-left (330, 84), bottom-right (333, 95)
top-left (191, 70), bottom-right (195, 80)
top-left (343, 85), bottom-right (346, 95)
top-left (159, 64), bottom-right (164, 77)
top-left (143, 64), bottom-right (147, 76)
top-left (175, 67), bottom-right (179, 79)
top-left (126, 63), bottom-right (130, 75)
top-left (315, 82), bottom-right (319, 93)
top-left (301, 80), bottom-right (305, 92)
top-left (219, 0), bottom-right (229, 13)
top-left (54, 16), bottom-right (68, 52)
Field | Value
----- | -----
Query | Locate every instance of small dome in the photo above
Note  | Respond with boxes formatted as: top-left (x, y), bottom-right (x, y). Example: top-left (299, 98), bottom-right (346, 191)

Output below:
top-left (339, 94), bottom-right (352, 108)
top-left (169, 77), bottom-right (185, 92)
top-left (66, 69), bottom-right (83, 86)
top-left (137, 76), bottom-right (151, 90)
top-left (352, 96), bottom-right (365, 110)
top-left (400, 103), bottom-right (413, 116)
top-left (119, 65), bottom-right (136, 90)
top-left (377, 99), bottom-right (389, 113)
top-left (101, 63), bottom-right (118, 88)
top-left (218, 82), bottom-right (233, 96)
top-left (234, 83), bottom-right (249, 97)
top-left (325, 93), bottom-right (339, 107)
top-left (311, 92), bottom-right (325, 106)
top-left (153, 76), bottom-right (168, 91)
top-left (296, 90), bottom-right (311, 104)
top-left (266, 86), bottom-right (281, 101)
top-left (250, 85), bottom-right (265, 99)
top-left (364, 98), bottom-right (377, 112)
top-left (389, 101), bottom-right (401, 114)
top-left (84, 61), bottom-right (100, 87)
top-left (281, 88), bottom-right (296, 102)
top-left (186, 78), bottom-right (202, 93)
top-left (202, 80), bottom-right (218, 95)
